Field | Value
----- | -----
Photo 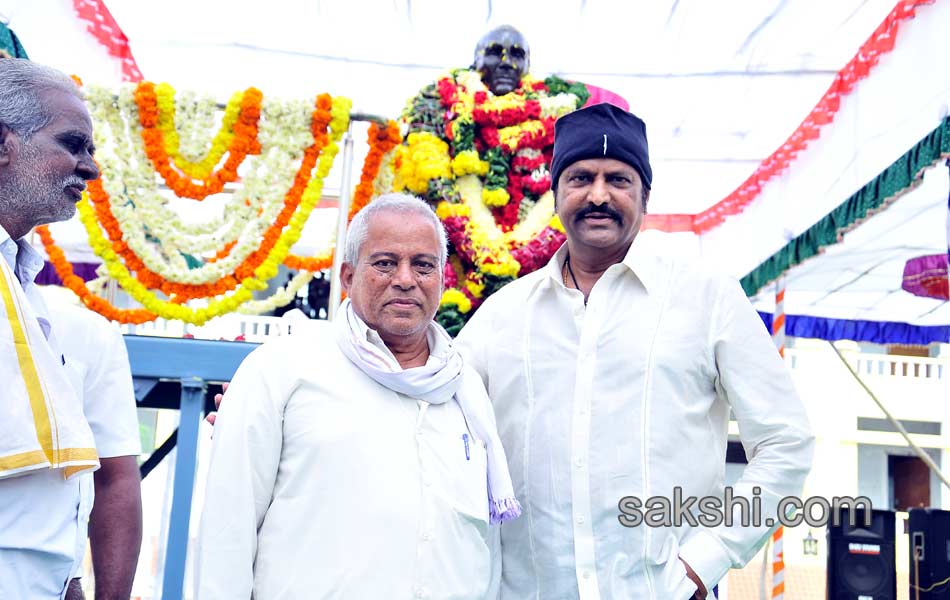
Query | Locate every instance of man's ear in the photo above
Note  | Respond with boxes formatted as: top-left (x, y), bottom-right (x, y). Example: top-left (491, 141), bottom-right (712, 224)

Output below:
top-left (0, 123), bottom-right (15, 168)
top-left (340, 262), bottom-right (354, 295)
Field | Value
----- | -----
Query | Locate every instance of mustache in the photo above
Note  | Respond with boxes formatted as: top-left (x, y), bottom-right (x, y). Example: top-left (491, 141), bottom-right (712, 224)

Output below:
top-left (574, 204), bottom-right (623, 223)
top-left (63, 177), bottom-right (86, 189)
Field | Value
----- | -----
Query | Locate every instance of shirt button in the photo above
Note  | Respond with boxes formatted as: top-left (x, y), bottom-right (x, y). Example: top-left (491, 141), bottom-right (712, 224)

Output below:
top-left (575, 458), bottom-right (584, 468)
top-left (415, 587), bottom-right (428, 598)
top-left (582, 570), bottom-right (592, 580)
top-left (576, 516), bottom-right (585, 525)
top-left (421, 531), bottom-right (432, 541)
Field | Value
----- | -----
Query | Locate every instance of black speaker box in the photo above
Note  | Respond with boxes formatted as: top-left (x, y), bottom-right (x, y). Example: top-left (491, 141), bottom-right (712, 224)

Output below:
top-left (826, 508), bottom-right (896, 600)
top-left (909, 508), bottom-right (950, 598)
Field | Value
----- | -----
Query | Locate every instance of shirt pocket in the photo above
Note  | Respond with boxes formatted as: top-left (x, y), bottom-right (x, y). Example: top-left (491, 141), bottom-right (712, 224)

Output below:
top-left (422, 431), bottom-right (490, 526)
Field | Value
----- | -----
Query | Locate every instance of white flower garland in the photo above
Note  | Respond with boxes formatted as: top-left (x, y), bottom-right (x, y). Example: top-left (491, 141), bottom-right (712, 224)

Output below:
top-left (238, 269), bottom-right (316, 315)
top-left (86, 85), bottom-right (329, 285)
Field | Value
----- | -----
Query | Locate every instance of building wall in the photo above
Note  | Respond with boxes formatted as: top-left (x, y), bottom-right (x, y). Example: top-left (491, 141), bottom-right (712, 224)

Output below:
top-left (724, 339), bottom-right (950, 599)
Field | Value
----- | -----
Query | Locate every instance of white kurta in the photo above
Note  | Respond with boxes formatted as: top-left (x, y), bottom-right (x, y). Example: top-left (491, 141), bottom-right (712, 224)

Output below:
top-left (456, 240), bottom-right (814, 599)
top-left (0, 227), bottom-right (92, 600)
top-left (46, 297), bottom-right (142, 460)
top-left (44, 295), bottom-right (143, 580)
top-left (196, 319), bottom-right (499, 599)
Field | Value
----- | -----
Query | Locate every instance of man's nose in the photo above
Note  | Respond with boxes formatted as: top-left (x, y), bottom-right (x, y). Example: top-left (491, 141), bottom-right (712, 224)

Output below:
top-left (78, 157), bottom-right (99, 181)
top-left (391, 261), bottom-right (416, 288)
top-left (588, 177), bottom-right (610, 204)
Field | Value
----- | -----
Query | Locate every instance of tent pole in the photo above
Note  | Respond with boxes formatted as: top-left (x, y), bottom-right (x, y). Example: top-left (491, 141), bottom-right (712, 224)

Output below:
top-left (828, 340), bottom-right (950, 490)
top-left (328, 123), bottom-right (355, 321)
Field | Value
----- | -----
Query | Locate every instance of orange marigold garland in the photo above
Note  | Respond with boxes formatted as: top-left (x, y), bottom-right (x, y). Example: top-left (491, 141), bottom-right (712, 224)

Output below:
top-left (87, 93), bottom-right (335, 301)
top-left (36, 225), bottom-right (157, 324)
top-left (347, 120), bottom-right (401, 221)
top-left (134, 81), bottom-right (263, 200)
top-left (283, 118), bottom-right (400, 272)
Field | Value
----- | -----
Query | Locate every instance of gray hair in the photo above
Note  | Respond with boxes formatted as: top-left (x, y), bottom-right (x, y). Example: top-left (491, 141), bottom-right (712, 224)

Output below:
top-left (345, 193), bottom-right (448, 270)
top-left (0, 59), bottom-right (82, 141)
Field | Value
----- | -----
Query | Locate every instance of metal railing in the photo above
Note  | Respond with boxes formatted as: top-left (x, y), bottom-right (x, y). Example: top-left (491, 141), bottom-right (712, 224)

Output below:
top-left (785, 348), bottom-right (948, 380)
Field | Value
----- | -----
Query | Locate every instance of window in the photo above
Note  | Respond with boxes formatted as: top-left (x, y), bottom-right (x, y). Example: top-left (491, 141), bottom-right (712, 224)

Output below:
top-left (889, 455), bottom-right (931, 511)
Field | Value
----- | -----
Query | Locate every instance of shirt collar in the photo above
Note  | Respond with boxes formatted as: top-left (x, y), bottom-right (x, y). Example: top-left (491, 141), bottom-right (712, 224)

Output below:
top-left (619, 236), bottom-right (660, 295)
top-left (0, 224), bottom-right (45, 287)
top-left (352, 308), bottom-right (448, 368)
top-left (543, 235), bottom-right (658, 295)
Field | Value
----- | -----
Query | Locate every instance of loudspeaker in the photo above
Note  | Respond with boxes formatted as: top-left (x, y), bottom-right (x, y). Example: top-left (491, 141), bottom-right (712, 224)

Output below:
top-left (826, 508), bottom-right (896, 600)
top-left (908, 508), bottom-right (950, 598)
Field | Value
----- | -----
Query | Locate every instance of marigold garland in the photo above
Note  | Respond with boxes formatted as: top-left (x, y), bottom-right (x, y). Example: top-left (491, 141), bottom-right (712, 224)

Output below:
top-left (86, 93), bottom-right (340, 301)
top-left (77, 92), bottom-right (348, 326)
top-left (285, 118), bottom-right (400, 271)
top-left (94, 85), bottom-right (315, 269)
top-left (134, 81), bottom-right (263, 200)
top-left (155, 83), bottom-right (245, 181)
top-left (48, 93), bottom-right (350, 324)
top-left (347, 120), bottom-right (402, 221)
top-left (36, 225), bottom-right (157, 324)
top-left (398, 69), bottom-right (586, 331)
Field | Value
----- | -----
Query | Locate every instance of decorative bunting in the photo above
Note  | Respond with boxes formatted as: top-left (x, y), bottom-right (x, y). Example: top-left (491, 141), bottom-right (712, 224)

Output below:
top-left (73, 0), bottom-right (143, 82)
top-left (643, 0), bottom-right (933, 234)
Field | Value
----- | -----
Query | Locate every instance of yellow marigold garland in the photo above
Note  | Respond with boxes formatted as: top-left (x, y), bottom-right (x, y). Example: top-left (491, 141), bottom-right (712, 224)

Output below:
top-left (393, 131), bottom-right (452, 194)
top-left (156, 82), bottom-right (245, 181)
top-left (76, 95), bottom-right (351, 325)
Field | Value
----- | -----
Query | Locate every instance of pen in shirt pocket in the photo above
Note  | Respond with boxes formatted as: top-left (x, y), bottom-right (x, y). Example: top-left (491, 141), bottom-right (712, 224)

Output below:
top-left (462, 433), bottom-right (470, 461)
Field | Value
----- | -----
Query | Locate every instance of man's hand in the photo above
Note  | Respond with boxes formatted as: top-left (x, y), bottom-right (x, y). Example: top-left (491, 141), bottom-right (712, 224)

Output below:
top-left (205, 382), bottom-right (228, 425)
top-left (680, 557), bottom-right (707, 599)
top-left (64, 578), bottom-right (84, 600)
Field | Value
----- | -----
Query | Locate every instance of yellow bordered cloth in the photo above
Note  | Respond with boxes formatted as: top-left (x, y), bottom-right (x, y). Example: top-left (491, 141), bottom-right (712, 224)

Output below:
top-left (0, 258), bottom-right (98, 480)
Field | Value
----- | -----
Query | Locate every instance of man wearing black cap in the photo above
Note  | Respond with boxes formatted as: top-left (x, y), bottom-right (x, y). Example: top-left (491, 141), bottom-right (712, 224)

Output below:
top-left (455, 103), bottom-right (814, 598)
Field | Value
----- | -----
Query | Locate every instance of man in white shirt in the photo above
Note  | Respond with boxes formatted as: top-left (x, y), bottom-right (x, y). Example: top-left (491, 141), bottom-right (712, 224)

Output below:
top-left (41, 288), bottom-right (144, 600)
top-left (0, 58), bottom-right (103, 600)
top-left (196, 193), bottom-right (520, 599)
top-left (455, 103), bottom-right (815, 599)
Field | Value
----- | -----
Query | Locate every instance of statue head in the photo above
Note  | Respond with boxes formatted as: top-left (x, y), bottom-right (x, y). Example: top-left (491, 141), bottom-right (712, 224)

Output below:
top-left (473, 25), bottom-right (530, 96)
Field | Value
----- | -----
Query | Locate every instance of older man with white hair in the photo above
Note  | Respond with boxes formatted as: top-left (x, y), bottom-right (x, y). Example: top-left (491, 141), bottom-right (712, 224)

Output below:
top-left (0, 58), bottom-right (105, 600)
top-left (196, 193), bottom-right (519, 599)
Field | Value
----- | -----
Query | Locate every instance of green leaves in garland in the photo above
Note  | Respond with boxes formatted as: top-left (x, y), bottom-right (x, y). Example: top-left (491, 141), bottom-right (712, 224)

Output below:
top-left (436, 305), bottom-right (467, 337)
top-left (544, 75), bottom-right (590, 107)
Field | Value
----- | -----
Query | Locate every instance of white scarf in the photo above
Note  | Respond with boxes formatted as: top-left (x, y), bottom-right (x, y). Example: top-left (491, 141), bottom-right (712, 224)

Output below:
top-left (0, 259), bottom-right (98, 480)
top-left (335, 299), bottom-right (521, 524)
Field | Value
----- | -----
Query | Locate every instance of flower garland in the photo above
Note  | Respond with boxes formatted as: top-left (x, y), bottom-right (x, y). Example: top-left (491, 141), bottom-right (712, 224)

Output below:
top-left (238, 268), bottom-right (319, 315)
top-left (93, 87), bottom-right (323, 288)
top-left (283, 118), bottom-right (400, 272)
top-left (36, 225), bottom-right (157, 324)
top-left (155, 83), bottom-right (245, 181)
top-left (86, 91), bottom-right (341, 300)
top-left (434, 178), bottom-right (565, 323)
top-left (134, 81), bottom-right (263, 200)
top-left (398, 69), bottom-right (586, 330)
top-left (347, 120), bottom-right (403, 221)
top-left (96, 86), bottom-right (313, 260)
top-left (40, 85), bottom-right (405, 323)
top-left (65, 93), bottom-right (350, 325)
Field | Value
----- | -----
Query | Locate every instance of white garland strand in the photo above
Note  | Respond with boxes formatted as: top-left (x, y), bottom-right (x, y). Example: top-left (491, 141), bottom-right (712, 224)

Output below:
top-left (86, 85), bottom-right (326, 285)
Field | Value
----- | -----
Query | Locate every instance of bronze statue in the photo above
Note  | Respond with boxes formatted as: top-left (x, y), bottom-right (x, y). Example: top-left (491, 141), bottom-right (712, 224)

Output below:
top-left (393, 25), bottom-right (595, 333)
top-left (473, 25), bottom-right (530, 96)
